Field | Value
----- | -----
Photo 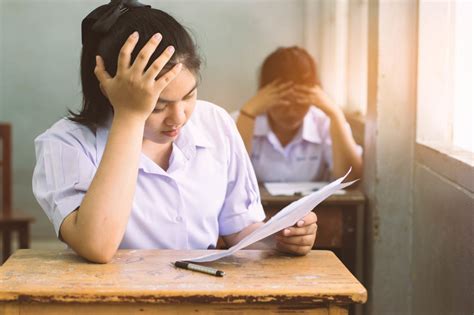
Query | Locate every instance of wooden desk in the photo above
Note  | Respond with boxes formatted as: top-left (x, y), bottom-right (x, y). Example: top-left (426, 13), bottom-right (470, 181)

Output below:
top-left (260, 186), bottom-right (365, 282)
top-left (0, 249), bottom-right (367, 314)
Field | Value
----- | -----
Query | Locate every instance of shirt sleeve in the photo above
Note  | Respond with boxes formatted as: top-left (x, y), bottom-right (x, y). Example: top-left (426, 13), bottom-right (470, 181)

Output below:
top-left (229, 110), bottom-right (240, 122)
top-left (32, 137), bottom-right (96, 238)
top-left (217, 112), bottom-right (266, 236)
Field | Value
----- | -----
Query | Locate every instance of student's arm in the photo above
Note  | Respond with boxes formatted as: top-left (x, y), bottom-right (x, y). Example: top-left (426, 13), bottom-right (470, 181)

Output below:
top-left (222, 212), bottom-right (318, 256)
top-left (236, 81), bottom-right (293, 154)
top-left (60, 32), bottom-right (182, 263)
top-left (327, 108), bottom-right (363, 180)
top-left (294, 85), bottom-right (363, 181)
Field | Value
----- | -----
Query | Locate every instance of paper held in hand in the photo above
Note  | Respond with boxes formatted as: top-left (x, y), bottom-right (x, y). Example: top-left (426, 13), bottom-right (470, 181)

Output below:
top-left (185, 169), bottom-right (357, 263)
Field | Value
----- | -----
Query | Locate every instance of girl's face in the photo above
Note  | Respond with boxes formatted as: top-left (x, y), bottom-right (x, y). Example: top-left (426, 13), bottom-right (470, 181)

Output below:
top-left (143, 67), bottom-right (197, 144)
top-left (267, 102), bottom-right (310, 134)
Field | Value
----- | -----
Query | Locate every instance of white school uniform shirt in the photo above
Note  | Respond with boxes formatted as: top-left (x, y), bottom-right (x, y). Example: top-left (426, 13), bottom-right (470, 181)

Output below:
top-left (33, 100), bottom-right (265, 250)
top-left (232, 106), bottom-right (362, 182)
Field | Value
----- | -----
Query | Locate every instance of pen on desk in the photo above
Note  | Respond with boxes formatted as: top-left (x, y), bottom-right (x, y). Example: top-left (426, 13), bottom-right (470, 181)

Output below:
top-left (174, 261), bottom-right (225, 277)
top-left (293, 188), bottom-right (319, 196)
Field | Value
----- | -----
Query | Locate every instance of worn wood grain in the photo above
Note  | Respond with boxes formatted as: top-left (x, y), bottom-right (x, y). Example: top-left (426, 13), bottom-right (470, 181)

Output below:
top-left (0, 249), bottom-right (365, 314)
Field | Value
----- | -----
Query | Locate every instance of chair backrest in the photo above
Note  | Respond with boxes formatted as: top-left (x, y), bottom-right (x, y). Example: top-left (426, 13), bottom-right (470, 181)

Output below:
top-left (0, 123), bottom-right (12, 216)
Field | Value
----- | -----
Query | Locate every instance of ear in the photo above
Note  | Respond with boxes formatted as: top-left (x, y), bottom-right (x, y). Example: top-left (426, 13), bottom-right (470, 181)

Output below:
top-left (99, 84), bottom-right (108, 99)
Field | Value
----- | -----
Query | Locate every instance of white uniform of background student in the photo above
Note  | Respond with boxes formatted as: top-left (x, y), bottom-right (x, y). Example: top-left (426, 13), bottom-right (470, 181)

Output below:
top-left (235, 46), bottom-right (363, 183)
top-left (233, 106), bottom-right (362, 182)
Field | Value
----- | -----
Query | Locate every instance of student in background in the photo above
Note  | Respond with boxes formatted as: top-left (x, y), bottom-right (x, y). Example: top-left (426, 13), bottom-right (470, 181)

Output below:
top-left (32, 2), bottom-right (317, 263)
top-left (235, 47), bottom-right (363, 182)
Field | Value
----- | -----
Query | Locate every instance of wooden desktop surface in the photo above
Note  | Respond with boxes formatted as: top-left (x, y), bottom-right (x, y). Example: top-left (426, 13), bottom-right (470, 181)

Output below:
top-left (0, 249), bottom-right (367, 314)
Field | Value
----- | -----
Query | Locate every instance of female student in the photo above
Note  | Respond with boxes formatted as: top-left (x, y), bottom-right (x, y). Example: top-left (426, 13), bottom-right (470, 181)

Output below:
top-left (32, 1), bottom-right (317, 263)
top-left (235, 47), bottom-right (363, 182)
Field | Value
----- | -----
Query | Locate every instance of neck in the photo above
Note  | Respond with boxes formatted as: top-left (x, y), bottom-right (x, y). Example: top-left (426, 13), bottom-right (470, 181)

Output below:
top-left (142, 140), bottom-right (173, 171)
top-left (268, 119), bottom-right (300, 148)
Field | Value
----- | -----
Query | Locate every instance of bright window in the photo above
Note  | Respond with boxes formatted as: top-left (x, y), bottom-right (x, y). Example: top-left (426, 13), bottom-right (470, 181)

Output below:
top-left (417, 0), bottom-right (473, 156)
top-left (452, 1), bottom-right (473, 152)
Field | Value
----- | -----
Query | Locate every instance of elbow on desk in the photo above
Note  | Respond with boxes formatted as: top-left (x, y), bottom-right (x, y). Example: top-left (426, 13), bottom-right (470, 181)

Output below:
top-left (60, 212), bottom-right (122, 264)
top-left (79, 245), bottom-right (117, 264)
top-left (65, 236), bottom-right (118, 264)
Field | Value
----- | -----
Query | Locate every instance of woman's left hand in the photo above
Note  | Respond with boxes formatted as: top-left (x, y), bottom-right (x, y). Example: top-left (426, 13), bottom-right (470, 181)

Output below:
top-left (293, 85), bottom-right (341, 117)
top-left (275, 212), bottom-right (318, 256)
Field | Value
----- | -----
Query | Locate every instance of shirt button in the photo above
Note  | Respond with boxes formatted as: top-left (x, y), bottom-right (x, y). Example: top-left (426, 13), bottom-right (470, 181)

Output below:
top-left (176, 216), bottom-right (183, 222)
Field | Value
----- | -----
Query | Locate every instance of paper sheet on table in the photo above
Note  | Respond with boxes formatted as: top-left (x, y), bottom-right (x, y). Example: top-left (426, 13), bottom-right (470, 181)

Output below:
top-left (185, 169), bottom-right (357, 263)
top-left (264, 181), bottom-right (346, 196)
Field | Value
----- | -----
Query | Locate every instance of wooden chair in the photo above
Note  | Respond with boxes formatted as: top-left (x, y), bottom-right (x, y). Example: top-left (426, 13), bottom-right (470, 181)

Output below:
top-left (0, 123), bottom-right (34, 263)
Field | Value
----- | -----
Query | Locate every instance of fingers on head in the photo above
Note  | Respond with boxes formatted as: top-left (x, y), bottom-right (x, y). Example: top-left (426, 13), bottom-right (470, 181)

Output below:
top-left (146, 45), bottom-right (176, 80)
top-left (155, 62), bottom-right (182, 92)
top-left (118, 31), bottom-right (140, 70)
top-left (133, 33), bottom-right (163, 71)
top-left (94, 55), bottom-right (111, 83)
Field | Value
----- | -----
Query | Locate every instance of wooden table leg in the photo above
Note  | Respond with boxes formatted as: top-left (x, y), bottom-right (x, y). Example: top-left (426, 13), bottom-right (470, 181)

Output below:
top-left (19, 224), bottom-right (30, 249)
top-left (341, 206), bottom-right (357, 273)
top-left (2, 229), bottom-right (12, 263)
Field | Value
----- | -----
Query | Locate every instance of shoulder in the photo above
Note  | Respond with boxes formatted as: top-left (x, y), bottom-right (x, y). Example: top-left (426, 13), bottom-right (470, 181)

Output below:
top-left (304, 106), bottom-right (332, 131)
top-left (190, 100), bottom-right (236, 133)
top-left (192, 100), bottom-right (232, 119)
top-left (307, 106), bottom-right (330, 122)
top-left (34, 118), bottom-right (97, 152)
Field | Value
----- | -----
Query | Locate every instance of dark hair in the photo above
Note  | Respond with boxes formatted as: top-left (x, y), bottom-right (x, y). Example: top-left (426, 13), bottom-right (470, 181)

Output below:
top-left (69, 7), bottom-right (201, 129)
top-left (259, 46), bottom-right (320, 88)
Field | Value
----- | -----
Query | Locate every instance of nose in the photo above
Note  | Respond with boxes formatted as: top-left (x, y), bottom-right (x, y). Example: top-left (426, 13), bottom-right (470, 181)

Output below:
top-left (164, 101), bottom-right (186, 127)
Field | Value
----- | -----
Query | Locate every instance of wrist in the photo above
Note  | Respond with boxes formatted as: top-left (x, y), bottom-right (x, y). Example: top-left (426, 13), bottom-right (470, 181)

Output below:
top-left (241, 100), bottom-right (261, 117)
top-left (112, 111), bottom-right (147, 129)
top-left (325, 105), bottom-right (345, 121)
top-left (240, 108), bottom-right (256, 120)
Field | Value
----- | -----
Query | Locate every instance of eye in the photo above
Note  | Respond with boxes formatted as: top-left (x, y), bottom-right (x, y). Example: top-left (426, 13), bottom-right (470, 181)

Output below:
top-left (152, 102), bottom-right (168, 113)
top-left (184, 90), bottom-right (197, 100)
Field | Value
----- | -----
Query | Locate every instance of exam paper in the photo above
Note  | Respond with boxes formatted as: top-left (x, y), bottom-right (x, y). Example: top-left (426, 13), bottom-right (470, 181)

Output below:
top-left (264, 181), bottom-right (346, 196)
top-left (185, 169), bottom-right (357, 263)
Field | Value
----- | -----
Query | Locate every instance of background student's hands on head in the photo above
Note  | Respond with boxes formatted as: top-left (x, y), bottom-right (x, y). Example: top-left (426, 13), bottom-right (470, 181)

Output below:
top-left (94, 31), bottom-right (183, 121)
top-left (241, 80), bottom-right (293, 117)
top-left (275, 212), bottom-right (317, 256)
top-left (293, 85), bottom-right (342, 117)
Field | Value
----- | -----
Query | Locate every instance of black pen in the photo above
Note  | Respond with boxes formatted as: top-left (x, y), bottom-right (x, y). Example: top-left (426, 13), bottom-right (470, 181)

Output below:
top-left (174, 261), bottom-right (225, 277)
top-left (293, 188), bottom-right (319, 196)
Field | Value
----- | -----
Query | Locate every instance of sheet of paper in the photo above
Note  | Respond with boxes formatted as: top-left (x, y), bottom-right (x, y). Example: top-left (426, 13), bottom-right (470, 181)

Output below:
top-left (185, 169), bottom-right (357, 263)
top-left (264, 182), bottom-right (346, 196)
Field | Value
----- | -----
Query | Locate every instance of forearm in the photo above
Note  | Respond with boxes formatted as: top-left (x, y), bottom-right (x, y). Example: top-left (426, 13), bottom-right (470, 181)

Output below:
top-left (328, 110), bottom-right (363, 180)
top-left (235, 110), bottom-right (256, 154)
top-left (64, 114), bottom-right (145, 261)
top-left (222, 221), bottom-right (264, 247)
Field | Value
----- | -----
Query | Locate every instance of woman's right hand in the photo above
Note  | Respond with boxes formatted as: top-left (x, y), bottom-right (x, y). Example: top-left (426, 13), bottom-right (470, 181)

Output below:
top-left (94, 31), bottom-right (183, 121)
top-left (241, 80), bottom-right (293, 117)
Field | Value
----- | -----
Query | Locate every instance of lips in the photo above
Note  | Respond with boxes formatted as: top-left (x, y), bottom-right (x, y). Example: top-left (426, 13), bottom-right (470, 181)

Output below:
top-left (161, 128), bottom-right (180, 137)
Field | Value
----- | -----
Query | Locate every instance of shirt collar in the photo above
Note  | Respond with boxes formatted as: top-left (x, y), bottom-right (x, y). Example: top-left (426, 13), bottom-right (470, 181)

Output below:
top-left (254, 111), bottom-right (322, 144)
top-left (96, 114), bottom-right (214, 173)
top-left (174, 118), bottom-right (214, 160)
top-left (301, 109), bottom-right (322, 144)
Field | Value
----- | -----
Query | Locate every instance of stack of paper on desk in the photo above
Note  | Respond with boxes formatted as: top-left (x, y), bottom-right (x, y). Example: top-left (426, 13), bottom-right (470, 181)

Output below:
top-left (264, 181), bottom-right (346, 196)
top-left (186, 169), bottom-right (357, 263)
